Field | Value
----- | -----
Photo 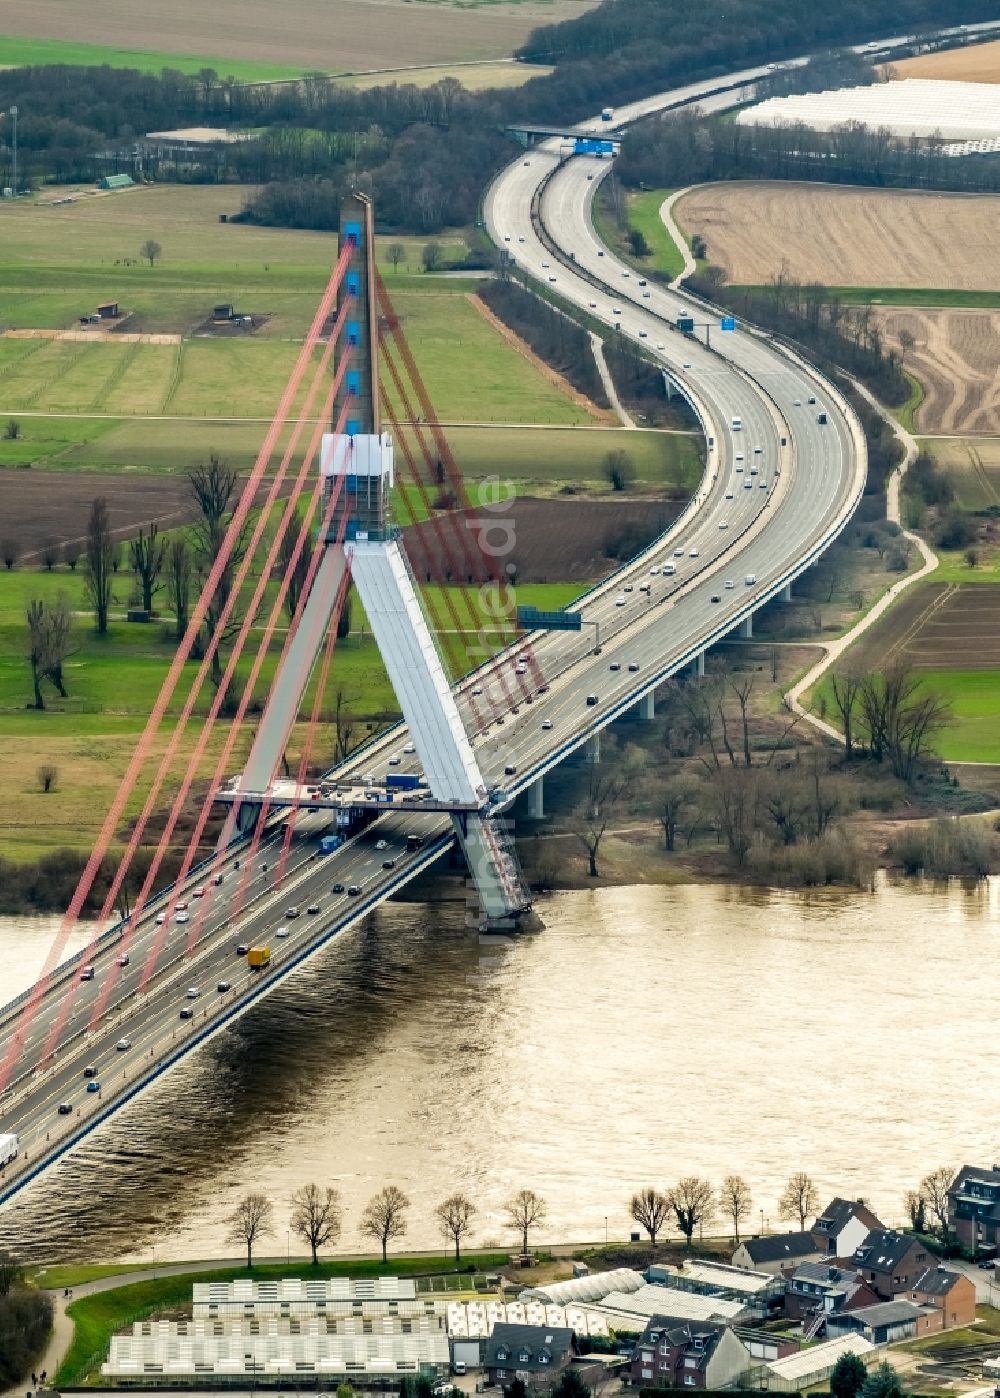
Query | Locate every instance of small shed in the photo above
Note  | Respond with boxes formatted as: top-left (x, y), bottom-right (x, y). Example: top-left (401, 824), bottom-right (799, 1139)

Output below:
top-left (213, 302), bottom-right (235, 321)
top-left (97, 301), bottom-right (119, 319)
top-left (98, 174), bottom-right (134, 191)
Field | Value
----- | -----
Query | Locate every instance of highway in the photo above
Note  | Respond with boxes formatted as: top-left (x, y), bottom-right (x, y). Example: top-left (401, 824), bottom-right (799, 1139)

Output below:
top-left (0, 51), bottom-right (874, 1207)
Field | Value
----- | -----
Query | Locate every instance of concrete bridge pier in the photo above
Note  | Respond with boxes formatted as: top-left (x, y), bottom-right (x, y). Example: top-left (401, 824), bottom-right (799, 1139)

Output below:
top-left (781, 583), bottom-right (792, 603)
top-left (691, 650), bottom-right (706, 678)
top-left (639, 691), bottom-right (656, 721)
top-left (527, 776), bottom-right (544, 819)
top-left (739, 615), bottom-right (753, 640)
top-left (587, 730), bottom-right (601, 763)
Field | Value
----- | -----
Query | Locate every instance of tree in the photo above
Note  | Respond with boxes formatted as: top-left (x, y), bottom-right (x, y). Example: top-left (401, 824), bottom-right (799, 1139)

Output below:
top-left (435, 1192), bottom-right (477, 1260)
top-left (26, 599), bottom-right (49, 710)
top-left (552, 1371), bottom-right (590, 1398)
top-left (140, 238), bottom-right (162, 267)
top-left (919, 1165), bottom-right (954, 1240)
top-left (505, 1188), bottom-right (547, 1255)
top-left (830, 667), bottom-right (863, 761)
top-left (25, 594), bottom-right (73, 709)
top-left (189, 455), bottom-right (246, 684)
top-left (0, 537), bottom-right (19, 570)
top-left (778, 1171), bottom-right (819, 1230)
top-left (858, 663), bottom-right (951, 781)
top-left (387, 242), bottom-right (406, 273)
top-left (859, 1362), bottom-right (906, 1398)
top-left (61, 538), bottom-right (81, 571)
top-left (166, 535), bottom-right (193, 642)
top-left (573, 740), bottom-right (640, 877)
top-left (130, 522), bottom-right (166, 613)
top-left (290, 1183), bottom-right (342, 1265)
top-left (83, 496), bottom-right (115, 634)
top-left (37, 764), bottom-right (58, 794)
top-left (603, 449), bottom-right (635, 492)
top-left (904, 1189), bottom-right (926, 1235)
top-left (4, 418), bottom-right (20, 440)
top-left (225, 1191), bottom-right (274, 1269)
top-left (627, 228), bottom-right (650, 257)
top-left (333, 688), bottom-right (356, 762)
top-left (667, 1177), bottom-right (714, 1248)
top-left (39, 537), bottom-right (60, 572)
top-left (719, 1174), bottom-right (752, 1243)
top-left (831, 1351), bottom-right (868, 1398)
top-left (360, 1185), bottom-right (410, 1262)
top-left (278, 519), bottom-right (312, 622)
top-left (0, 1251), bottom-right (25, 1297)
top-left (422, 240), bottom-right (443, 273)
top-left (630, 1186), bottom-right (669, 1244)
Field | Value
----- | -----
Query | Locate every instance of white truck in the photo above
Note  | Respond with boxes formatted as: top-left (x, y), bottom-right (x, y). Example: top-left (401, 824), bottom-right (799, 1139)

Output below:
top-left (0, 1132), bottom-right (18, 1169)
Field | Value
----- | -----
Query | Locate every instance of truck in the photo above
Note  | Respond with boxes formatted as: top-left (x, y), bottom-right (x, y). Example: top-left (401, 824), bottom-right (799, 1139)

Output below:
top-left (318, 834), bottom-right (343, 856)
top-left (0, 1133), bottom-right (18, 1169)
top-left (386, 773), bottom-right (421, 792)
top-left (406, 834), bottom-right (425, 852)
top-left (247, 945), bottom-right (271, 970)
top-left (601, 106), bottom-right (614, 122)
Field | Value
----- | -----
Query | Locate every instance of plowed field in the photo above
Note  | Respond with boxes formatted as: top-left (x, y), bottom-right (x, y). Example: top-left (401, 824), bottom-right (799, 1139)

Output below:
top-left (876, 306), bottom-right (1000, 434)
top-left (676, 182), bottom-right (1000, 291)
top-left (0, 0), bottom-right (589, 70)
top-left (885, 38), bottom-right (1000, 84)
top-left (838, 582), bottom-right (1000, 671)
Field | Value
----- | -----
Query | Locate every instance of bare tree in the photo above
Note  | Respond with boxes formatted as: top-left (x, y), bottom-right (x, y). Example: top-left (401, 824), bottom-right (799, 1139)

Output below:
top-left (37, 764), bottom-right (58, 793)
top-left (729, 674), bottom-right (755, 767)
top-left (189, 456), bottom-right (247, 684)
top-left (83, 496), bottom-right (115, 634)
top-left (61, 539), bottom-right (81, 571)
top-left (422, 240), bottom-right (443, 273)
top-left (857, 663), bottom-right (951, 780)
top-left (166, 535), bottom-right (193, 642)
top-left (278, 519), bottom-right (312, 622)
top-left (4, 418), bottom-right (20, 439)
top-left (603, 449), bottom-right (635, 493)
top-left (667, 1177), bottom-right (715, 1248)
top-left (919, 1165), bottom-right (955, 1240)
top-left (710, 766), bottom-right (759, 866)
top-left (435, 1192), bottom-right (477, 1261)
top-left (130, 522), bottom-right (166, 612)
top-left (26, 599), bottom-right (48, 710)
top-left (360, 1185), bottom-right (410, 1262)
top-left (225, 1191), bottom-right (274, 1269)
top-left (719, 1174), bottom-right (753, 1243)
top-left (39, 537), bottom-right (60, 572)
top-left (658, 775), bottom-right (701, 852)
top-left (830, 667), bottom-right (864, 761)
top-left (386, 242), bottom-right (406, 273)
top-left (25, 595), bottom-right (73, 708)
top-left (904, 1189), bottom-right (926, 1235)
top-left (778, 1171), bottom-right (819, 1231)
top-left (630, 1186), bottom-right (669, 1244)
top-left (573, 740), bottom-right (639, 877)
top-left (290, 1183), bottom-right (342, 1265)
top-left (1, 536), bottom-right (19, 570)
top-left (505, 1188), bottom-right (547, 1256)
top-left (332, 688), bottom-right (356, 762)
top-left (762, 769), bottom-right (812, 846)
top-left (140, 238), bottom-right (162, 267)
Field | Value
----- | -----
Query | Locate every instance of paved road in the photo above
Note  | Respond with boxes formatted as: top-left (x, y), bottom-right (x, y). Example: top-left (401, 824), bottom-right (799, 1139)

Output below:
top-left (0, 50), bottom-right (876, 1207)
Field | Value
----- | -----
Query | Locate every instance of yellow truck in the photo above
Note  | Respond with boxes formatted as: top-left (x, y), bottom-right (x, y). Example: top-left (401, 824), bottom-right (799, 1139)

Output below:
top-left (247, 945), bottom-right (271, 970)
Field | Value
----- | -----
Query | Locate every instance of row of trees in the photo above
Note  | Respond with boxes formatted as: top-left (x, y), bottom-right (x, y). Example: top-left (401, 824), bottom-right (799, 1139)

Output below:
top-left (226, 1185), bottom-right (548, 1267)
top-left (827, 661), bottom-right (950, 781)
top-left (630, 1170), bottom-right (821, 1247)
top-left (0, 1253), bottom-right (51, 1389)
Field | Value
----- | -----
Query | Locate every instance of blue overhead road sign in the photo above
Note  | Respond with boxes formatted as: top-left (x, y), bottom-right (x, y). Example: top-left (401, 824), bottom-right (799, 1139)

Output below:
top-left (517, 606), bottom-right (582, 632)
top-left (720, 316), bottom-right (737, 331)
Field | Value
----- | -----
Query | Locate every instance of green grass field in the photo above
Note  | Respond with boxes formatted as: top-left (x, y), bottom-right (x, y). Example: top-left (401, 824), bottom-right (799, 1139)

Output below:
top-left (0, 34), bottom-right (308, 80)
top-left (734, 285), bottom-right (1000, 310)
top-left (627, 190), bottom-right (685, 280)
top-left (924, 438), bottom-right (1000, 515)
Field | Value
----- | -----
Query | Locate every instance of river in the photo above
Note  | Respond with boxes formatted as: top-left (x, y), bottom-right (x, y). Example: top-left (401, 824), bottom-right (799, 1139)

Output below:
top-left (0, 876), bottom-right (998, 1263)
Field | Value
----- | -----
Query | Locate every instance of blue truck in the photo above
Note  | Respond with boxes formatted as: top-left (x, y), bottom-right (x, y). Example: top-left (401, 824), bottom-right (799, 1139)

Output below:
top-left (318, 834), bottom-right (344, 855)
top-left (386, 773), bottom-right (421, 792)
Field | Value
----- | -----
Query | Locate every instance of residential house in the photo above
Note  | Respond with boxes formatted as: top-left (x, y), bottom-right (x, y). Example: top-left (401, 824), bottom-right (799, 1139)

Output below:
top-left (948, 1164), bottom-right (1000, 1254)
top-left (733, 1233), bottom-right (822, 1277)
top-left (812, 1198), bottom-right (884, 1259)
top-left (851, 1231), bottom-right (934, 1301)
top-left (909, 1267), bottom-right (977, 1330)
top-left (784, 1263), bottom-right (879, 1325)
top-left (827, 1300), bottom-right (940, 1344)
top-left (484, 1323), bottom-right (577, 1390)
top-left (629, 1315), bottom-right (752, 1389)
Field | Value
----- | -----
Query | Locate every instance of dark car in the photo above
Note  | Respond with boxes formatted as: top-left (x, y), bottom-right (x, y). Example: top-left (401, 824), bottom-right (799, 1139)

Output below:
top-left (236, 943), bottom-right (249, 956)
top-left (347, 884), bottom-right (362, 896)
top-left (83, 1064), bottom-right (98, 1079)
top-left (180, 1006), bottom-right (194, 1020)
top-left (586, 694), bottom-right (598, 706)
top-left (217, 980), bottom-right (231, 993)
top-left (306, 903), bottom-right (321, 914)
top-left (332, 882), bottom-right (345, 894)
top-left (711, 594), bottom-right (721, 603)
top-left (57, 1102), bottom-right (73, 1115)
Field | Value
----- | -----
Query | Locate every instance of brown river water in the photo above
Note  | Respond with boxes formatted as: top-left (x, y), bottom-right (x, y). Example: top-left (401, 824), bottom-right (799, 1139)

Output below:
top-left (0, 875), bottom-right (998, 1263)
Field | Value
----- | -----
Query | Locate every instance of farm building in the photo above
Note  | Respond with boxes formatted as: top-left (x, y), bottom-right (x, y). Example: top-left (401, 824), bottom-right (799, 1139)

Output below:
top-left (738, 79), bottom-right (1000, 149)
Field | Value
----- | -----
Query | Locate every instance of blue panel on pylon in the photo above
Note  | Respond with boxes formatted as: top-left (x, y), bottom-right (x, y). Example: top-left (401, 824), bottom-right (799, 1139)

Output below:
top-left (347, 419), bottom-right (360, 436)
top-left (347, 320), bottom-right (360, 346)
top-left (346, 370), bottom-right (361, 397)
top-left (347, 272), bottom-right (360, 296)
top-left (344, 219), bottom-right (362, 245)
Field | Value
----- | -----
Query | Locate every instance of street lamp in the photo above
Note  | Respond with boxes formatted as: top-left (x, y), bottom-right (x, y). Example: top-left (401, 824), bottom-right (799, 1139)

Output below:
top-left (605, 1216), bottom-right (608, 1245)
top-left (759, 1209), bottom-right (764, 1236)
top-left (9, 106), bottom-right (16, 197)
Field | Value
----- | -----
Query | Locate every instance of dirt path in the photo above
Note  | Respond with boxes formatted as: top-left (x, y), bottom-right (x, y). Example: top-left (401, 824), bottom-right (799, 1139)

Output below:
top-left (3, 328), bottom-right (182, 345)
top-left (588, 331), bottom-right (635, 428)
top-left (465, 293), bottom-right (613, 423)
top-left (659, 187), bottom-right (696, 287)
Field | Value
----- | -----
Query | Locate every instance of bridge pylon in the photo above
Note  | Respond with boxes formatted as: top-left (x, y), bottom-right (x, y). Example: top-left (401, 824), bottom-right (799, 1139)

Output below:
top-left (225, 192), bottom-right (534, 931)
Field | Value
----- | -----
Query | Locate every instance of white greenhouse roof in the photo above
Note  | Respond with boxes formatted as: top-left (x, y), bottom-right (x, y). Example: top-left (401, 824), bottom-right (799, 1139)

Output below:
top-left (652, 1260), bottom-right (775, 1295)
top-left (519, 1268), bottom-right (644, 1305)
top-left (738, 79), bottom-right (1000, 142)
top-left (444, 1299), bottom-right (608, 1339)
top-left (192, 1276), bottom-right (417, 1308)
top-left (598, 1284), bottom-right (745, 1323)
top-left (768, 1334), bottom-right (874, 1381)
top-left (103, 1328), bottom-right (448, 1378)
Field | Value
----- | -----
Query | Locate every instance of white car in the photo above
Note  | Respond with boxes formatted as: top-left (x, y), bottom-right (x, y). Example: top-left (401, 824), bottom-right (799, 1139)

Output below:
top-left (745, 574), bottom-right (757, 586)
top-left (613, 307), bottom-right (622, 315)
top-left (674, 546), bottom-right (685, 556)
top-left (656, 341), bottom-right (665, 349)
top-left (754, 446), bottom-right (763, 454)
top-left (542, 719), bottom-right (553, 730)
top-left (186, 987), bottom-right (200, 999)
top-left (275, 925), bottom-right (289, 938)
top-left (116, 1038), bottom-right (131, 1052)
top-left (155, 912), bottom-right (166, 925)
top-left (589, 301), bottom-right (598, 308)
top-left (375, 839), bottom-right (388, 851)
top-left (744, 479), bottom-right (753, 489)
top-left (689, 548), bottom-right (699, 558)
top-left (735, 452), bottom-right (744, 461)
top-left (638, 330), bottom-right (647, 338)
top-left (719, 521), bottom-right (729, 530)
top-left (542, 261), bottom-right (549, 268)
top-left (649, 566), bottom-right (659, 574)
top-left (175, 911), bottom-right (189, 924)
top-left (725, 580), bottom-right (735, 589)
top-left (662, 563), bottom-right (675, 575)
top-left (403, 742), bottom-right (415, 754)
top-left (642, 290), bottom-right (651, 298)
top-left (615, 596), bottom-right (626, 607)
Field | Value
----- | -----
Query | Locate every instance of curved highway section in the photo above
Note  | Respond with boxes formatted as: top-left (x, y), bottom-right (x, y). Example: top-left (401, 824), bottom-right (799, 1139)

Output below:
top-left (0, 57), bottom-right (875, 1207)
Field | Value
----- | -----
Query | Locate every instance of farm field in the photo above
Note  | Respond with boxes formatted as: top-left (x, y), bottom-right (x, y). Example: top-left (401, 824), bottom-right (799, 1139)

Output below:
top-left (876, 307), bottom-right (1000, 434)
top-left (809, 582), bottom-right (1000, 763)
top-left (342, 60), bottom-right (554, 89)
top-left (675, 182), bottom-right (1000, 291)
top-left (0, 0), bottom-right (592, 72)
top-left (885, 37), bottom-right (1000, 84)
top-left (924, 437), bottom-right (1000, 513)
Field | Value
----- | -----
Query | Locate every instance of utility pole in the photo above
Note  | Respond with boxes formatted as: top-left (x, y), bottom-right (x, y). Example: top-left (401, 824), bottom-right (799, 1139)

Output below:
top-left (10, 105), bottom-right (17, 197)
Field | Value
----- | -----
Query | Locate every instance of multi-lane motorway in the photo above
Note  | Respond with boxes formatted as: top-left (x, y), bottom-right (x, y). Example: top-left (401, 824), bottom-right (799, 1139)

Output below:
top-left (0, 52), bottom-right (876, 1206)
